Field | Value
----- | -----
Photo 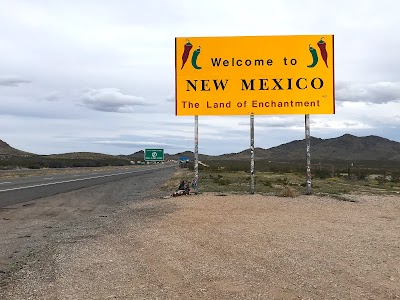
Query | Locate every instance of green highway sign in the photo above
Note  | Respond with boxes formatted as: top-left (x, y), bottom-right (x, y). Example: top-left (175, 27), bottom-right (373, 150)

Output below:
top-left (144, 149), bottom-right (164, 161)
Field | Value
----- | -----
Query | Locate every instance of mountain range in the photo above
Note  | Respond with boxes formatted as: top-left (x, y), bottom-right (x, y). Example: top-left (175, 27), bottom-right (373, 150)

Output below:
top-left (1, 134), bottom-right (400, 162)
top-left (122, 134), bottom-right (400, 162)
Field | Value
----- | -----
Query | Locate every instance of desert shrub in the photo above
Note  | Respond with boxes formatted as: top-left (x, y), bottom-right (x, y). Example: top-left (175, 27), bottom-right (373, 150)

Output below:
top-left (47, 160), bottom-right (66, 168)
top-left (27, 164), bottom-right (41, 169)
top-left (211, 174), bottom-right (231, 185)
top-left (242, 175), bottom-right (251, 183)
top-left (356, 173), bottom-right (367, 180)
top-left (391, 172), bottom-right (400, 183)
top-left (218, 178), bottom-right (231, 185)
top-left (276, 177), bottom-right (289, 185)
top-left (376, 175), bottom-right (387, 184)
top-left (263, 180), bottom-right (272, 187)
top-left (279, 186), bottom-right (296, 197)
top-left (352, 169), bottom-right (369, 181)
top-left (313, 169), bottom-right (331, 179)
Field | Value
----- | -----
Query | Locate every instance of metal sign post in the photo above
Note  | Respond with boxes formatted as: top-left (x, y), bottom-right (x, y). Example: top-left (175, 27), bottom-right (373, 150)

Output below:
top-left (194, 115), bottom-right (199, 194)
top-left (250, 115), bottom-right (255, 194)
top-left (305, 114), bottom-right (312, 194)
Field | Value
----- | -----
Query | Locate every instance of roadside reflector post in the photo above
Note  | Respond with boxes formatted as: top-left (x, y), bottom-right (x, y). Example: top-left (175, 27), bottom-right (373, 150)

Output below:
top-left (250, 114), bottom-right (255, 194)
top-left (305, 114), bottom-right (312, 195)
top-left (194, 115), bottom-right (199, 194)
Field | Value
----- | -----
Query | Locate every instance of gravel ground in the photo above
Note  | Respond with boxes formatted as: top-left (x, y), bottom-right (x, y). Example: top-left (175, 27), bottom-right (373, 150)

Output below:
top-left (1, 189), bottom-right (399, 299)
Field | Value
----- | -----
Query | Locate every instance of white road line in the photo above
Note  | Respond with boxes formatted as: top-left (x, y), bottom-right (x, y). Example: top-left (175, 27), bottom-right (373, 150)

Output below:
top-left (0, 169), bottom-right (149, 193)
top-left (0, 182), bottom-right (12, 185)
top-left (43, 177), bottom-right (54, 180)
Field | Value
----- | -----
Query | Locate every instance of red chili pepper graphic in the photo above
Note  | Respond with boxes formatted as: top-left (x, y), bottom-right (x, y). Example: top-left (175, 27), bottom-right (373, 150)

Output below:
top-left (181, 40), bottom-right (193, 69)
top-left (317, 37), bottom-right (328, 67)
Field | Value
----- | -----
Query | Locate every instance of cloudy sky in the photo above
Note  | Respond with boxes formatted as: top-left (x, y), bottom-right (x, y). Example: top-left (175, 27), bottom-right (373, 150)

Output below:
top-left (1, 0), bottom-right (399, 155)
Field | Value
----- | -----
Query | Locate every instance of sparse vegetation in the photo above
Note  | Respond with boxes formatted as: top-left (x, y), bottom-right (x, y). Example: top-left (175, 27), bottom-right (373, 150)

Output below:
top-left (1, 136), bottom-right (400, 198)
top-left (279, 186), bottom-right (296, 197)
top-left (0, 155), bottom-right (131, 170)
top-left (313, 169), bottom-right (332, 179)
top-left (181, 160), bottom-right (400, 196)
top-left (160, 168), bottom-right (192, 192)
top-left (391, 171), bottom-right (400, 183)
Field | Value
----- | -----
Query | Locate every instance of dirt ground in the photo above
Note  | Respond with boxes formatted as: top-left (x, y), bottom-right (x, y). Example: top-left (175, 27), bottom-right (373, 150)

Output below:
top-left (1, 191), bottom-right (399, 299)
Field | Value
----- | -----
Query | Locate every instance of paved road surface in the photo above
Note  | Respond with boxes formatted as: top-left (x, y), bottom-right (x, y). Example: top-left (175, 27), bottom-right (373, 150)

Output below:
top-left (0, 165), bottom-right (175, 207)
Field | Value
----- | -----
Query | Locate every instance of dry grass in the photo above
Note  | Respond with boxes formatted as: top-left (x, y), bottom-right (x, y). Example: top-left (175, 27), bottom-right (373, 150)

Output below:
top-left (193, 169), bottom-right (400, 196)
top-left (279, 185), bottom-right (296, 197)
top-left (160, 167), bottom-right (193, 191)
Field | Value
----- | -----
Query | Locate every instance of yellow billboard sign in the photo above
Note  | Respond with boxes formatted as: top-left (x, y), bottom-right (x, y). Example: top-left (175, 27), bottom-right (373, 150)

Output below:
top-left (175, 35), bottom-right (334, 116)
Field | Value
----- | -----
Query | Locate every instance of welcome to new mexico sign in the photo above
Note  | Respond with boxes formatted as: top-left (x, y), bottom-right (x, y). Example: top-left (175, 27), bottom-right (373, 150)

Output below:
top-left (175, 35), bottom-right (335, 116)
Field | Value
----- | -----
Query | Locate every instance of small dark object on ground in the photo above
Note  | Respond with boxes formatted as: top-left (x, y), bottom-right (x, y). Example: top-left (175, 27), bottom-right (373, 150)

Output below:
top-left (172, 190), bottom-right (190, 197)
top-left (172, 180), bottom-right (191, 197)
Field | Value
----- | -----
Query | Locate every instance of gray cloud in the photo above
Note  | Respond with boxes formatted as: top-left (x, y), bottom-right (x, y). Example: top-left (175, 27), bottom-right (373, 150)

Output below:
top-left (93, 140), bottom-right (187, 149)
top-left (238, 116), bottom-right (303, 129)
top-left (80, 88), bottom-right (149, 113)
top-left (336, 81), bottom-right (400, 104)
top-left (39, 92), bottom-right (62, 102)
top-left (0, 76), bottom-right (31, 86)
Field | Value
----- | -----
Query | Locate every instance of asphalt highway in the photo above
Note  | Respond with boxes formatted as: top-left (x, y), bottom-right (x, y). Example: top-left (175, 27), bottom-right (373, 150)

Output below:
top-left (0, 165), bottom-right (175, 207)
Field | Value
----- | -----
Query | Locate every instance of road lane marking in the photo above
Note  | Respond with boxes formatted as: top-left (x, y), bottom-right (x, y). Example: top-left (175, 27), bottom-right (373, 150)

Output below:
top-left (0, 182), bottom-right (12, 185)
top-left (43, 177), bottom-right (54, 180)
top-left (0, 167), bottom-right (167, 193)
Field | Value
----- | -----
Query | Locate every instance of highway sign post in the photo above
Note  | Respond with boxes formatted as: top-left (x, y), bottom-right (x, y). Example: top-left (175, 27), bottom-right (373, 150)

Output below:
top-left (179, 156), bottom-right (190, 168)
top-left (194, 115), bottom-right (198, 194)
top-left (144, 149), bottom-right (164, 161)
top-left (175, 35), bottom-right (335, 194)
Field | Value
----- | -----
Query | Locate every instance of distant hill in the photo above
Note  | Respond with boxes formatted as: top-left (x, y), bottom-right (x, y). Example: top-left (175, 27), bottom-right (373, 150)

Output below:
top-left (2, 134), bottom-right (400, 165)
top-left (269, 134), bottom-right (400, 161)
top-left (165, 151), bottom-right (211, 161)
top-left (119, 150), bottom-right (144, 160)
top-left (47, 152), bottom-right (120, 160)
top-left (0, 140), bottom-right (130, 169)
top-left (0, 140), bottom-right (35, 157)
top-left (216, 134), bottom-right (400, 161)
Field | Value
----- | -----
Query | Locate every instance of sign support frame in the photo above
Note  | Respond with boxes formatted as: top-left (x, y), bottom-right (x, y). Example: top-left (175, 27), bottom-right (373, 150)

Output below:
top-left (305, 114), bottom-right (312, 194)
top-left (250, 115), bottom-right (255, 194)
top-left (194, 115), bottom-right (199, 194)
